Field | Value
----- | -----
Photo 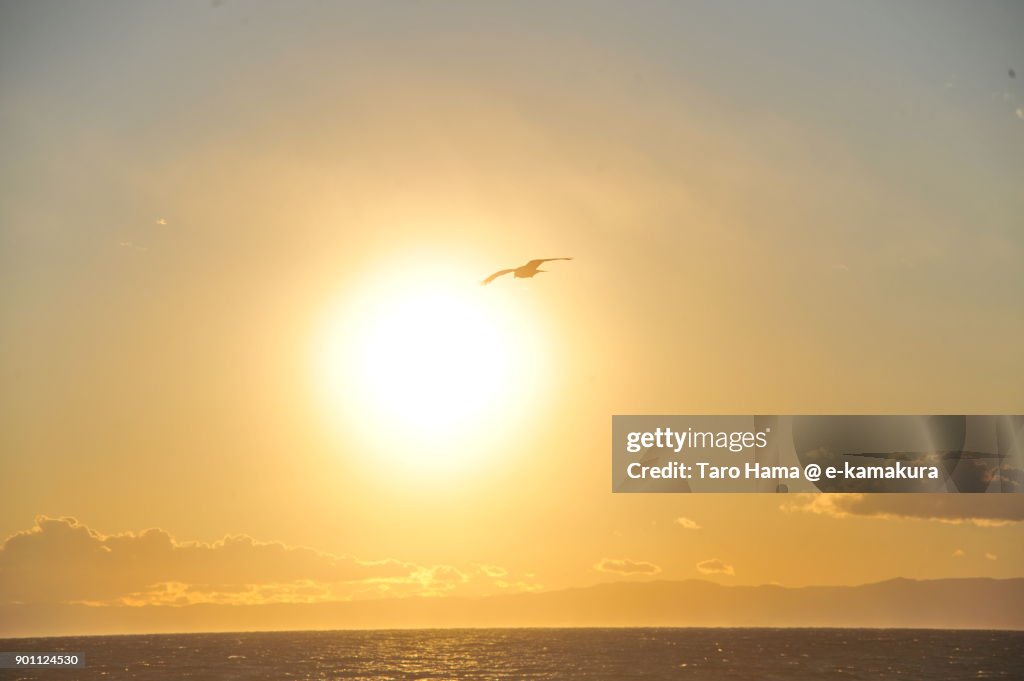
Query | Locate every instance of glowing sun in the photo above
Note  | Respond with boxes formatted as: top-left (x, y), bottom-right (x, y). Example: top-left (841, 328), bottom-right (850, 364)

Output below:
top-left (316, 261), bottom-right (544, 469)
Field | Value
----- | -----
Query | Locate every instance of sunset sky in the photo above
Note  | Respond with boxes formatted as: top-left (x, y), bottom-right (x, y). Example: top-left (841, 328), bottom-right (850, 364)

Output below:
top-left (1, 0), bottom-right (1023, 622)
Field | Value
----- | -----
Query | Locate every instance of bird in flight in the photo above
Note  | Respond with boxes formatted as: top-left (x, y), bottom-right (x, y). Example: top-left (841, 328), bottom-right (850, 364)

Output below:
top-left (481, 257), bottom-right (573, 285)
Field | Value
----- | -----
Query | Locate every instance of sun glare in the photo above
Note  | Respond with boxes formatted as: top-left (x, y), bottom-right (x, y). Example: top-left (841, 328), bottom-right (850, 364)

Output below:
top-left (316, 260), bottom-right (545, 472)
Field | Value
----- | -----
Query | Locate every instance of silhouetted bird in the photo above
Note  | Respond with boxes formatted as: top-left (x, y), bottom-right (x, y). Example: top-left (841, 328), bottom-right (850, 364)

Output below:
top-left (481, 258), bottom-right (573, 285)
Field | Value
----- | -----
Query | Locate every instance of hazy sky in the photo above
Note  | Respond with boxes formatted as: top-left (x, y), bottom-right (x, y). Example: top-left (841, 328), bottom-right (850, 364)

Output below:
top-left (1, 0), bottom-right (1023, 621)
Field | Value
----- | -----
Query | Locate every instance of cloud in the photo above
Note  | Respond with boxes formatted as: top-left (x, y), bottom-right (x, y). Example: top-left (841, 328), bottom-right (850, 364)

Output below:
top-left (0, 517), bottom-right (528, 606)
top-left (781, 494), bottom-right (1024, 527)
top-left (674, 517), bottom-right (701, 530)
top-left (396, 565), bottom-right (471, 597)
top-left (1016, 108), bottom-right (1024, 120)
top-left (154, 218), bottom-right (168, 225)
top-left (594, 558), bottom-right (661, 575)
top-left (696, 558), bottom-right (735, 576)
top-left (476, 564), bottom-right (508, 578)
top-left (952, 549), bottom-right (965, 557)
top-left (117, 240), bottom-right (149, 252)
top-left (985, 553), bottom-right (998, 561)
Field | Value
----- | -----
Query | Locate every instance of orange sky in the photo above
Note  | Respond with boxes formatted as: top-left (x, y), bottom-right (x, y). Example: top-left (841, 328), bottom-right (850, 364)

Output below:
top-left (1, 1), bottom-right (1022, 624)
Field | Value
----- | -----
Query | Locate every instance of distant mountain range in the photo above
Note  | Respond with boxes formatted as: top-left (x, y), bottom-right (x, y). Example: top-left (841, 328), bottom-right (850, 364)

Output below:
top-left (2, 578), bottom-right (1022, 638)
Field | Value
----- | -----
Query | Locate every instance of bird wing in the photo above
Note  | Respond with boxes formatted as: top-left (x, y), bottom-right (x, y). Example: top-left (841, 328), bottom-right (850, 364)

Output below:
top-left (524, 257), bottom-right (573, 268)
top-left (480, 269), bottom-right (516, 285)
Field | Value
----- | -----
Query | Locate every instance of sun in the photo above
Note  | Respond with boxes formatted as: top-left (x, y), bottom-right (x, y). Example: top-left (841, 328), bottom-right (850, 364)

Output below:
top-left (349, 287), bottom-right (511, 434)
top-left (316, 260), bottom-right (545, 471)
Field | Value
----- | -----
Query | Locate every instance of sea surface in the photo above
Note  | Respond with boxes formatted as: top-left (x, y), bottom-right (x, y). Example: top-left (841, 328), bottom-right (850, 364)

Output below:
top-left (2, 628), bottom-right (1022, 680)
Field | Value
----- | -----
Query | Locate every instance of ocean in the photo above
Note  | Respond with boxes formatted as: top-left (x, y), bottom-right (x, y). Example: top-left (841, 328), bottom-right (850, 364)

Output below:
top-left (2, 628), bottom-right (1022, 680)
